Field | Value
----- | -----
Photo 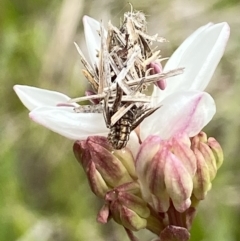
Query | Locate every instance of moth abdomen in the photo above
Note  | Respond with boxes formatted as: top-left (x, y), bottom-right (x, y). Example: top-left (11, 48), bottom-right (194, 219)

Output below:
top-left (108, 109), bottom-right (135, 149)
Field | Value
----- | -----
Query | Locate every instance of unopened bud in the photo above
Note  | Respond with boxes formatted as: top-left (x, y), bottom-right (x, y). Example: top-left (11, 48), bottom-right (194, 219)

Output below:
top-left (136, 135), bottom-right (195, 213)
top-left (149, 62), bottom-right (167, 90)
top-left (119, 205), bottom-right (148, 231)
top-left (146, 212), bottom-right (165, 235)
top-left (208, 137), bottom-right (224, 169)
top-left (164, 151), bottom-right (193, 212)
top-left (171, 134), bottom-right (197, 177)
top-left (136, 135), bottom-right (170, 212)
top-left (160, 225), bottom-right (190, 241)
top-left (73, 136), bottom-right (136, 197)
top-left (97, 203), bottom-right (110, 224)
top-left (105, 182), bottom-right (150, 231)
top-left (85, 90), bottom-right (100, 104)
top-left (192, 149), bottom-right (211, 200)
top-left (198, 142), bottom-right (217, 181)
top-left (73, 140), bottom-right (110, 197)
top-left (191, 132), bottom-right (224, 200)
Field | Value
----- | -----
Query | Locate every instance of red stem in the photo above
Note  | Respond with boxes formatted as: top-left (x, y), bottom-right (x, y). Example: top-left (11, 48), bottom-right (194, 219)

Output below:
top-left (124, 228), bottom-right (140, 241)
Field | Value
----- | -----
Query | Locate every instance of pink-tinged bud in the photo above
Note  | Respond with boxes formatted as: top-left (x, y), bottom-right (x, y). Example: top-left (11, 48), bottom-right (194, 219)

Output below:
top-left (164, 152), bottom-right (193, 213)
top-left (117, 192), bottom-right (150, 219)
top-left (145, 144), bottom-right (170, 212)
top-left (198, 142), bottom-right (217, 181)
top-left (105, 182), bottom-right (150, 231)
top-left (171, 134), bottom-right (197, 177)
top-left (119, 205), bottom-right (148, 231)
top-left (88, 136), bottom-right (137, 179)
top-left (85, 90), bottom-right (100, 104)
top-left (73, 136), bottom-right (136, 198)
top-left (97, 203), bottom-right (110, 224)
top-left (191, 133), bottom-right (217, 181)
top-left (136, 135), bottom-right (195, 213)
top-left (191, 132), bottom-right (224, 200)
top-left (73, 141), bottom-right (110, 197)
top-left (160, 225), bottom-right (190, 241)
top-left (113, 149), bottom-right (138, 179)
top-left (191, 132), bottom-right (207, 150)
top-left (146, 212), bottom-right (165, 236)
top-left (108, 198), bottom-right (122, 224)
top-left (136, 136), bottom-right (170, 212)
top-left (149, 62), bottom-right (167, 90)
top-left (192, 148), bottom-right (211, 200)
top-left (112, 181), bottom-right (141, 194)
top-left (208, 137), bottom-right (224, 169)
top-left (85, 90), bottom-right (95, 96)
top-left (150, 190), bottom-right (170, 214)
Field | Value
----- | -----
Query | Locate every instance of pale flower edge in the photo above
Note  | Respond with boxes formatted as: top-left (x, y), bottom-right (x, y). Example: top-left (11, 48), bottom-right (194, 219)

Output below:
top-left (29, 106), bottom-right (108, 140)
top-left (140, 91), bottom-right (216, 141)
top-left (153, 22), bottom-right (230, 103)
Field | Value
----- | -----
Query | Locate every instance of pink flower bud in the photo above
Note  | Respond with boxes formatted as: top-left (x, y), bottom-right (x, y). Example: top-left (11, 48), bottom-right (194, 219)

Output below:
top-left (105, 182), bottom-right (150, 231)
top-left (198, 142), bottom-right (217, 181)
top-left (171, 134), bottom-right (197, 177)
top-left (160, 225), bottom-right (190, 241)
top-left (73, 140), bottom-right (110, 197)
top-left (85, 90), bottom-right (100, 104)
top-left (136, 135), bottom-right (170, 212)
top-left (192, 148), bottom-right (211, 200)
top-left (191, 132), bottom-right (224, 200)
top-left (208, 137), bottom-right (224, 169)
top-left (164, 152), bottom-right (193, 212)
top-left (149, 62), bottom-right (167, 90)
top-left (137, 135), bottom-right (196, 213)
top-left (119, 205), bottom-right (148, 231)
top-left (97, 203), bottom-right (110, 224)
top-left (73, 136), bottom-right (136, 197)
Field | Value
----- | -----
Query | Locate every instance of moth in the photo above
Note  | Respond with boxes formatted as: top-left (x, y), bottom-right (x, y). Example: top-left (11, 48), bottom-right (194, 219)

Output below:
top-left (71, 9), bottom-right (184, 149)
top-left (104, 83), bottom-right (159, 149)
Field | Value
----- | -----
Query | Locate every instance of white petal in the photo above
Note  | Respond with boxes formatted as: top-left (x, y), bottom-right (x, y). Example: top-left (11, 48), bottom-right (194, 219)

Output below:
top-left (13, 85), bottom-right (75, 111)
top-left (141, 91), bottom-right (216, 141)
top-left (83, 16), bottom-right (101, 67)
top-left (29, 106), bottom-right (108, 140)
top-left (153, 22), bottom-right (230, 102)
top-left (126, 131), bottom-right (140, 159)
top-left (165, 23), bottom-right (213, 68)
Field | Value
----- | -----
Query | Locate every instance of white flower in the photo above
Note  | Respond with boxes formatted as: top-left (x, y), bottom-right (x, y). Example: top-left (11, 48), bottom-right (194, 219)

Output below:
top-left (13, 16), bottom-right (230, 146)
top-left (139, 22), bottom-right (230, 142)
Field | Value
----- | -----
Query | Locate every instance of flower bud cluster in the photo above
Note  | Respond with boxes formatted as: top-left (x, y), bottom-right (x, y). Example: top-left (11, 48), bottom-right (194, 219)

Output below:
top-left (136, 134), bottom-right (196, 213)
top-left (73, 136), bottom-right (151, 231)
top-left (191, 132), bottom-right (224, 201)
top-left (73, 136), bottom-right (137, 198)
top-left (136, 132), bottom-right (224, 233)
top-left (73, 130), bottom-right (224, 239)
top-left (98, 182), bottom-right (150, 231)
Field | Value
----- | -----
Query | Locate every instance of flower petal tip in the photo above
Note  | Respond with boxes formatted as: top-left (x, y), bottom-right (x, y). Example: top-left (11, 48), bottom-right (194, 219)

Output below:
top-left (83, 15), bottom-right (99, 29)
top-left (13, 84), bottom-right (26, 95)
top-left (29, 111), bottom-right (40, 123)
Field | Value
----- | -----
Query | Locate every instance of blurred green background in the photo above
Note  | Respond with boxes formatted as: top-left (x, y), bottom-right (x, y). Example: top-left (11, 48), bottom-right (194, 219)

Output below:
top-left (0, 0), bottom-right (239, 240)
